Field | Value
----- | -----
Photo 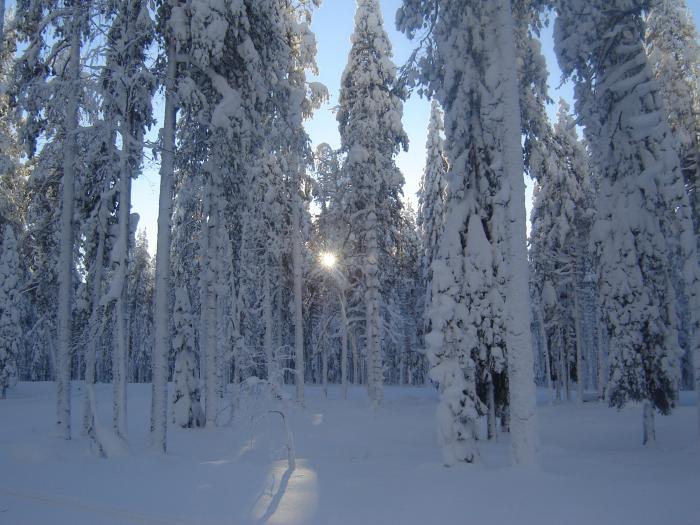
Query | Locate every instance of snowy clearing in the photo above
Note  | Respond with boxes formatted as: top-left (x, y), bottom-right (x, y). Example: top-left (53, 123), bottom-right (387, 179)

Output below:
top-left (1, 383), bottom-right (698, 525)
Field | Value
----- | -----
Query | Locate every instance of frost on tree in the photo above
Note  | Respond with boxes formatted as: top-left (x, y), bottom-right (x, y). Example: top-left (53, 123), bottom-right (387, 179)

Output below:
top-left (645, 0), bottom-right (700, 253)
top-left (417, 100), bottom-right (447, 322)
top-left (399, 0), bottom-right (538, 464)
top-left (0, 225), bottom-right (20, 398)
top-left (12, 0), bottom-right (95, 439)
top-left (172, 287), bottom-right (205, 428)
top-left (337, 0), bottom-right (407, 406)
top-left (529, 101), bottom-right (596, 404)
top-left (555, 0), bottom-right (700, 444)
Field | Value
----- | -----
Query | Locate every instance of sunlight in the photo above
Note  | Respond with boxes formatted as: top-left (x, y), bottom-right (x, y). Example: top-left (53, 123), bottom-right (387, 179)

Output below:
top-left (320, 252), bottom-right (337, 269)
top-left (251, 460), bottom-right (319, 525)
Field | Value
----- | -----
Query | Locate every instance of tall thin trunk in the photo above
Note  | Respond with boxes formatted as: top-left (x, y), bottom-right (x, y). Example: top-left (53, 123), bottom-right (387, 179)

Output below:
top-left (339, 291), bottom-right (349, 400)
top-left (365, 208), bottom-right (382, 405)
top-left (351, 328), bottom-right (359, 386)
top-left (538, 307), bottom-right (554, 404)
top-left (292, 188), bottom-right (304, 405)
top-left (642, 401), bottom-right (655, 446)
top-left (573, 286), bottom-right (584, 404)
top-left (497, 0), bottom-right (538, 465)
top-left (263, 264), bottom-right (275, 388)
top-left (597, 323), bottom-right (608, 401)
top-left (322, 346), bottom-right (328, 398)
top-left (202, 191), bottom-right (218, 427)
top-left (56, 19), bottom-right (81, 441)
top-left (151, 36), bottom-right (178, 454)
top-left (487, 376), bottom-right (497, 440)
top-left (83, 229), bottom-right (105, 435)
top-left (0, 0), bottom-right (5, 53)
top-left (113, 129), bottom-right (132, 440)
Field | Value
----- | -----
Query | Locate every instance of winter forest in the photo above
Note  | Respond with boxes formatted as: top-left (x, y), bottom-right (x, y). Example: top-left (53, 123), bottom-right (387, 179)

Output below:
top-left (1, 0), bottom-right (699, 523)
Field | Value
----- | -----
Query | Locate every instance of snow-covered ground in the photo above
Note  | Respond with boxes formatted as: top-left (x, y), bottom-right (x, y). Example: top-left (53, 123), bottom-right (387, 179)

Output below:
top-left (1, 382), bottom-right (698, 525)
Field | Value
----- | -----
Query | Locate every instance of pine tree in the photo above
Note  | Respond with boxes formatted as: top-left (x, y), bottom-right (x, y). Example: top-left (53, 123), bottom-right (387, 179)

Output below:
top-left (337, 0), bottom-right (407, 406)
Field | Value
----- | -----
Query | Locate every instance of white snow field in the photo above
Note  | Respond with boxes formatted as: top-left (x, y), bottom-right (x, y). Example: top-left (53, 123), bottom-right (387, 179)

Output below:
top-left (1, 383), bottom-right (698, 525)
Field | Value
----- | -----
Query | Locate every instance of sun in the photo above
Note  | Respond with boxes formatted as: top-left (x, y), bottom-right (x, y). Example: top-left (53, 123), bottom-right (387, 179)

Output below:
top-left (320, 252), bottom-right (337, 269)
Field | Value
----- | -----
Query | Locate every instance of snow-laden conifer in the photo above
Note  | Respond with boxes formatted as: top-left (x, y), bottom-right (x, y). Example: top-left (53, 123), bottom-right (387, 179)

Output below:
top-left (417, 100), bottom-right (447, 318)
top-left (398, 0), bottom-right (538, 465)
top-left (529, 101), bottom-right (595, 403)
top-left (172, 286), bottom-right (204, 428)
top-left (555, 0), bottom-right (700, 443)
top-left (645, 0), bottom-right (700, 250)
top-left (337, 0), bottom-right (407, 406)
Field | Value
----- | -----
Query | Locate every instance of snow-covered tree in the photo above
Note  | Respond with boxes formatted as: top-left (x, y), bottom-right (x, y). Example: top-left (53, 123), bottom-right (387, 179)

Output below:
top-left (172, 286), bottom-right (204, 428)
top-left (337, 0), bottom-right (407, 406)
top-left (151, 0), bottom-right (182, 453)
top-left (100, 0), bottom-right (156, 441)
top-left (417, 100), bottom-right (447, 318)
top-left (398, 0), bottom-right (538, 465)
top-left (12, 0), bottom-right (98, 440)
top-left (529, 100), bottom-right (596, 403)
top-left (0, 225), bottom-right (20, 398)
top-left (127, 231), bottom-right (154, 383)
top-left (645, 0), bottom-right (700, 251)
top-left (555, 0), bottom-right (700, 444)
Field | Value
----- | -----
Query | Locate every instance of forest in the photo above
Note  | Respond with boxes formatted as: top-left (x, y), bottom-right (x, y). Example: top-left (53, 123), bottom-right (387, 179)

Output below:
top-left (0, 0), bottom-right (699, 523)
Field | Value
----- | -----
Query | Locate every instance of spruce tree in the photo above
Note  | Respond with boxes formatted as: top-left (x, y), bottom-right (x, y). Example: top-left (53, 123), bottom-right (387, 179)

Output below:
top-left (337, 0), bottom-right (407, 405)
top-left (555, 0), bottom-right (700, 443)
top-left (399, 0), bottom-right (538, 465)
top-left (417, 100), bottom-right (447, 319)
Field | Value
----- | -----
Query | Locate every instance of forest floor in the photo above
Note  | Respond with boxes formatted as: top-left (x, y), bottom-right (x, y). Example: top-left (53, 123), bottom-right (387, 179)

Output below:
top-left (0, 381), bottom-right (698, 525)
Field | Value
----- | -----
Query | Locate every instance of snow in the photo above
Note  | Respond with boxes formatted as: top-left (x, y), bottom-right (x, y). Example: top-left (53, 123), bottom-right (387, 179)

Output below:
top-left (1, 382), bottom-right (698, 524)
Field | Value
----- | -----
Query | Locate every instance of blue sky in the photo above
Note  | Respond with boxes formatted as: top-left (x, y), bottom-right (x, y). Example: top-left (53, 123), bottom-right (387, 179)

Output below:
top-left (132, 1), bottom-right (700, 252)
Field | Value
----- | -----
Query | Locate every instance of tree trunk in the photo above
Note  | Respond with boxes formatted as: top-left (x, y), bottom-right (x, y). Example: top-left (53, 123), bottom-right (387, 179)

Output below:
top-left (322, 346), bottom-right (328, 398)
top-left (539, 308), bottom-right (554, 404)
top-left (263, 265), bottom-right (276, 390)
top-left (83, 229), bottom-right (105, 435)
top-left (151, 36), bottom-right (178, 454)
top-left (487, 376), bottom-right (497, 440)
top-left (199, 182), bottom-right (219, 427)
top-left (56, 20), bottom-right (81, 441)
top-left (597, 320), bottom-right (608, 401)
top-left (339, 291), bottom-right (349, 400)
top-left (497, 0), bottom-right (538, 465)
top-left (642, 401), bottom-right (655, 446)
top-left (0, 0), bottom-right (5, 54)
top-left (292, 189), bottom-right (305, 405)
top-left (113, 130), bottom-right (132, 440)
top-left (365, 209), bottom-right (382, 406)
top-left (351, 328), bottom-right (359, 386)
top-left (573, 286), bottom-right (584, 404)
